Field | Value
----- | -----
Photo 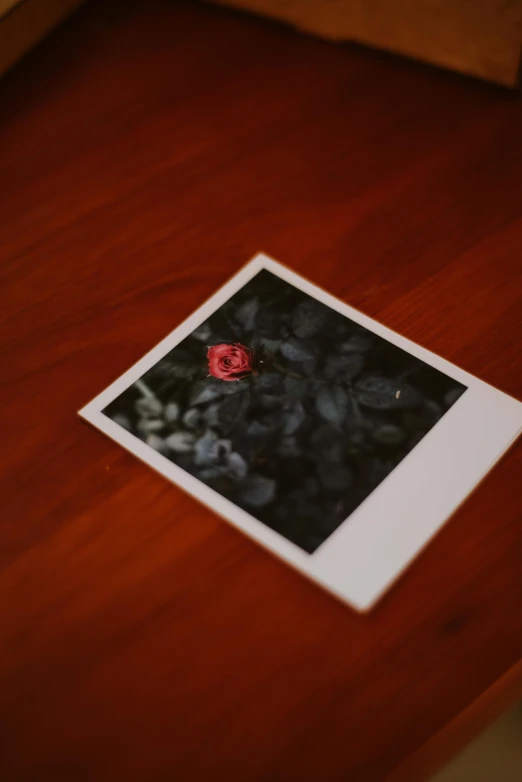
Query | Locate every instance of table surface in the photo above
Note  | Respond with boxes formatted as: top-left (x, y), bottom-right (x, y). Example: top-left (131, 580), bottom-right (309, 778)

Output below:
top-left (1, 2), bottom-right (521, 781)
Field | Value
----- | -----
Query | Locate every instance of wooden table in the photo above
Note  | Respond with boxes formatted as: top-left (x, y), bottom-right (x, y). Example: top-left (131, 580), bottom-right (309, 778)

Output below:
top-left (1, 2), bottom-right (521, 780)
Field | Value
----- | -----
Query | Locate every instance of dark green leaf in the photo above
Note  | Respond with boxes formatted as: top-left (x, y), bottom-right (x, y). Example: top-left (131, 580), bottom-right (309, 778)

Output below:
top-left (403, 400), bottom-right (443, 430)
top-left (182, 408), bottom-right (201, 429)
top-left (247, 420), bottom-right (272, 437)
top-left (206, 309), bottom-right (239, 342)
top-left (224, 311), bottom-right (243, 339)
top-left (256, 307), bottom-right (280, 338)
top-left (137, 418), bottom-right (164, 435)
top-left (190, 378), bottom-right (246, 406)
top-left (218, 390), bottom-right (250, 434)
top-left (254, 373), bottom-right (284, 393)
top-left (340, 336), bottom-right (373, 354)
top-left (282, 401), bottom-right (305, 434)
top-left (260, 338), bottom-right (281, 354)
top-left (316, 385), bottom-right (348, 423)
top-left (206, 333), bottom-right (233, 347)
top-left (158, 360), bottom-right (199, 380)
top-left (372, 424), bottom-right (407, 445)
top-left (324, 354), bottom-right (363, 381)
top-left (136, 396), bottom-right (163, 418)
top-left (291, 298), bottom-right (328, 338)
top-left (356, 376), bottom-right (398, 396)
top-left (192, 322), bottom-right (212, 342)
top-left (227, 452), bottom-right (248, 479)
top-left (318, 465), bottom-right (353, 492)
top-left (198, 466), bottom-right (222, 481)
top-left (342, 354), bottom-right (364, 379)
top-left (220, 380), bottom-right (250, 395)
top-left (194, 430), bottom-right (218, 465)
top-left (355, 376), bottom-right (422, 409)
top-left (259, 394), bottom-right (281, 410)
top-left (165, 402), bottom-right (180, 423)
top-left (284, 376), bottom-right (308, 398)
top-left (346, 427), bottom-right (368, 447)
top-left (277, 436), bottom-right (300, 456)
top-left (165, 431), bottom-right (196, 453)
top-left (280, 337), bottom-right (315, 362)
top-left (204, 403), bottom-right (220, 427)
top-left (309, 424), bottom-right (344, 461)
top-left (301, 358), bottom-right (318, 375)
top-left (235, 298), bottom-right (259, 332)
top-left (190, 382), bottom-right (223, 406)
top-left (356, 391), bottom-right (394, 410)
top-left (238, 474), bottom-right (276, 507)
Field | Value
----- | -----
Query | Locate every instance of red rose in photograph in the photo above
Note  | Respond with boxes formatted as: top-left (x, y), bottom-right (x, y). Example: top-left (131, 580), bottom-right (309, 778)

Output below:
top-left (207, 343), bottom-right (254, 381)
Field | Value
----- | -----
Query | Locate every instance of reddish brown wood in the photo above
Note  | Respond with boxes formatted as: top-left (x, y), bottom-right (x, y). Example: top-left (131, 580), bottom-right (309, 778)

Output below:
top-left (386, 660), bottom-right (522, 782)
top-left (1, 2), bottom-right (521, 781)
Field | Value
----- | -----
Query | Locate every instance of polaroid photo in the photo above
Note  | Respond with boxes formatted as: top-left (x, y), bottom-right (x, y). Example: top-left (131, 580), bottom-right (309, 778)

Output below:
top-left (80, 254), bottom-right (522, 611)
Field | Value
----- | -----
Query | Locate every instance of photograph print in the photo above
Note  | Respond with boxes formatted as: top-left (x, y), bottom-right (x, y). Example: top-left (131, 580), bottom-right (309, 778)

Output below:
top-left (103, 268), bottom-right (466, 554)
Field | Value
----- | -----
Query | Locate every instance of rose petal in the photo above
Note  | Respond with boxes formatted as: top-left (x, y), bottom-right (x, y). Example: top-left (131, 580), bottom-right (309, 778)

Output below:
top-left (207, 343), bottom-right (253, 380)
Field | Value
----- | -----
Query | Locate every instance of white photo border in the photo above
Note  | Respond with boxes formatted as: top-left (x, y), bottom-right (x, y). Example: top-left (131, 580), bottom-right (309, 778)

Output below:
top-left (79, 253), bottom-right (522, 611)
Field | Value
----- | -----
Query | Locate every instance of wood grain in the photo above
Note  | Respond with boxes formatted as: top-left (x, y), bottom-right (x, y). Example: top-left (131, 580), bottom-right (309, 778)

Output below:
top-left (1, 2), bottom-right (521, 781)
top-left (211, 0), bottom-right (522, 87)
top-left (0, 0), bottom-right (84, 78)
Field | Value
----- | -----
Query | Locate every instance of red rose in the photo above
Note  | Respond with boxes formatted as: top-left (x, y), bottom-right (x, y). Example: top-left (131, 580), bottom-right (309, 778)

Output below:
top-left (207, 343), bottom-right (254, 381)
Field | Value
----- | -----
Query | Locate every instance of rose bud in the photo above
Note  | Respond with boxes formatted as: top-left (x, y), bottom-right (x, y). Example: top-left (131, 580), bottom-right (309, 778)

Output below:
top-left (207, 343), bottom-right (254, 382)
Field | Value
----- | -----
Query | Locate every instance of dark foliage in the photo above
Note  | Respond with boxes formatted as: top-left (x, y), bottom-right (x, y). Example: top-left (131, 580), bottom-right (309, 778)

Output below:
top-left (104, 270), bottom-right (466, 553)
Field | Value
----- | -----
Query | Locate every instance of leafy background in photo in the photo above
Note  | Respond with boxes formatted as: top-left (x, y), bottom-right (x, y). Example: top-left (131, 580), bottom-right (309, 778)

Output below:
top-left (103, 270), bottom-right (466, 553)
